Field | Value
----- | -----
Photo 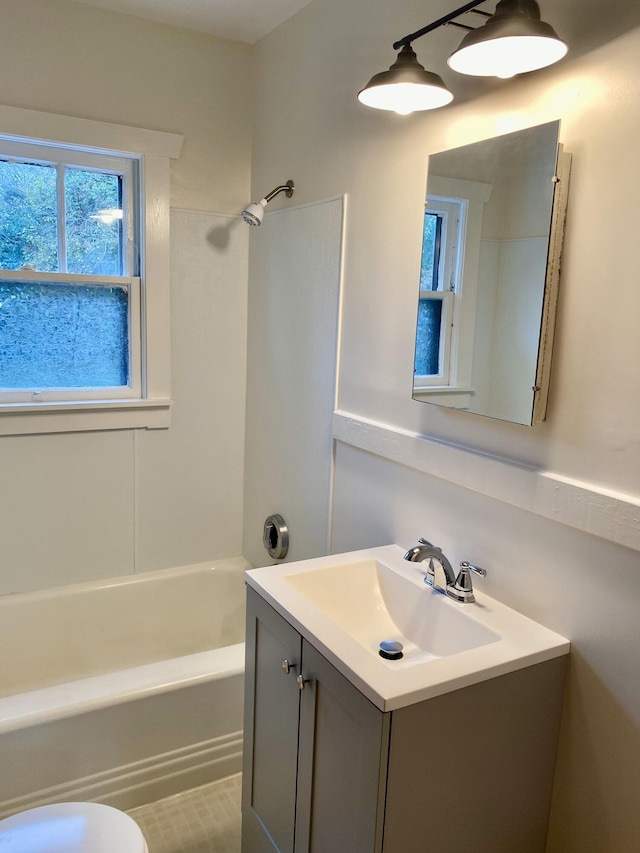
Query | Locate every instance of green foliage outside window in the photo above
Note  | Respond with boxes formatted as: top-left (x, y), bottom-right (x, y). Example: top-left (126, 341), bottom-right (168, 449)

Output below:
top-left (0, 161), bottom-right (58, 272)
top-left (0, 160), bottom-right (122, 276)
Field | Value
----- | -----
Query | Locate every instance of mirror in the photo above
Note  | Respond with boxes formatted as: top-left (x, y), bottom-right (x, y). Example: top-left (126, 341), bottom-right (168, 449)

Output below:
top-left (412, 121), bottom-right (570, 425)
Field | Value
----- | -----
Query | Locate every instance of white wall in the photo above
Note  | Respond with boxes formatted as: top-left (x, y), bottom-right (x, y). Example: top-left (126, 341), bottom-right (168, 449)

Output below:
top-left (0, 0), bottom-right (253, 215)
top-left (252, 1), bottom-right (640, 847)
top-left (0, 0), bottom-right (253, 592)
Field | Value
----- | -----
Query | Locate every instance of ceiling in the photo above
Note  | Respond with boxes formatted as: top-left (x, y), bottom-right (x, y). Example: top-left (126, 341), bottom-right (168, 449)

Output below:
top-left (73, 0), bottom-right (313, 43)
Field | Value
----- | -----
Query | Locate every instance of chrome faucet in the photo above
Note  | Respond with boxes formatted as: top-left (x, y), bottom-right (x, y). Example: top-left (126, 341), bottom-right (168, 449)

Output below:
top-left (404, 539), bottom-right (456, 587)
top-left (403, 538), bottom-right (486, 603)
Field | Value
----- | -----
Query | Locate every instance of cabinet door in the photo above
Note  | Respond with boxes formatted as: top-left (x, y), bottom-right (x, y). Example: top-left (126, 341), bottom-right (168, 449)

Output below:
top-left (242, 588), bottom-right (303, 853)
top-left (295, 641), bottom-right (390, 853)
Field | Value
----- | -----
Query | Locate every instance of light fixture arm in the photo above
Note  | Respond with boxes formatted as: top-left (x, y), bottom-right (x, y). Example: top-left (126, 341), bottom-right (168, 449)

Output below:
top-left (393, 0), bottom-right (487, 50)
top-left (447, 21), bottom-right (476, 32)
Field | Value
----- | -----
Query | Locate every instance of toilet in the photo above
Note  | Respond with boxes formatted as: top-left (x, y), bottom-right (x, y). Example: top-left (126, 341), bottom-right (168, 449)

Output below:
top-left (0, 802), bottom-right (148, 852)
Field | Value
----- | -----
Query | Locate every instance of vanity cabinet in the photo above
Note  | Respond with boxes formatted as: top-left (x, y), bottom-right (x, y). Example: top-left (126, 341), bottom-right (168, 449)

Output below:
top-left (242, 588), bottom-right (386, 853)
top-left (242, 586), bottom-right (565, 853)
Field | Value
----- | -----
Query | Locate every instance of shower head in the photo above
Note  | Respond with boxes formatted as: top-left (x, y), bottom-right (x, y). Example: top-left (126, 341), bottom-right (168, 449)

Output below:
top-left (242, 180), bottom-right (294, 226)
top-left (242, 201), bottom-right (266, 226)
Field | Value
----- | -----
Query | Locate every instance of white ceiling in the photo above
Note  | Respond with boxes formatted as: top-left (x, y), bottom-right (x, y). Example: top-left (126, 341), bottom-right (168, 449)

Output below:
top-left (73, 0), bottom-right (313, 44)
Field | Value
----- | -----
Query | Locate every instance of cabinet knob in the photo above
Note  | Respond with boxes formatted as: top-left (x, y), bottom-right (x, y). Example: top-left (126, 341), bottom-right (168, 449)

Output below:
top-left (282, 659), bottom-right (292, 674)
top-left (297, 674), bottom-right (310, 691)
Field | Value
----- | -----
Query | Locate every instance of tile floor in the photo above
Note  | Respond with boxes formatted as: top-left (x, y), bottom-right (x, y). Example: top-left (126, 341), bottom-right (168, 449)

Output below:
top-left (128, 774), bottom-right (242, 853)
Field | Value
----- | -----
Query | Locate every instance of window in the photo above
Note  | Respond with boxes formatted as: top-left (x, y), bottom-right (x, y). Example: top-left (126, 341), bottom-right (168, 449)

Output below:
top-left (0, 104), bottom-right (183, 434)
top-left (0, 143), bottom-right (141, 401)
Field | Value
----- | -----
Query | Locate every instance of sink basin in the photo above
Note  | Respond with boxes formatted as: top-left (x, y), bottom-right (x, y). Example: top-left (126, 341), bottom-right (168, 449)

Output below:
top-left (284, 559), bottom-right (499, 666)
top-left (245, 544), bottom-right (569, 711)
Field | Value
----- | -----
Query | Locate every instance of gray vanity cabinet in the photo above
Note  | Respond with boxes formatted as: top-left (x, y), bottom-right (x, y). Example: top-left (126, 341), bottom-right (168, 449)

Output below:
top-left (242, 588), bottom-right (303, 852)
top-left (242, 587), bottom-right (388, 853)
top-left (242, 586), bottom-right (566, 853)
top-left (294, 640), bottom-right (388, 853)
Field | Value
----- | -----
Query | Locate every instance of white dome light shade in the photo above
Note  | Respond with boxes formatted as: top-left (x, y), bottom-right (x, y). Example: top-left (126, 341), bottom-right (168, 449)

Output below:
top-left (358, 45), bottom-right (454, 114)
top-left (358, 81), bottom-right (454, 114)
top-left (448, 35), bottom-right (567, 78)
top-left (448, 0), bottom-right (567, 78)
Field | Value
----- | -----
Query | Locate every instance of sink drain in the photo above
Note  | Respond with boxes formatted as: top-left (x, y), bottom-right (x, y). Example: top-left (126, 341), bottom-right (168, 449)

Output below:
top-left (379, 639), bottom-right (404, 661)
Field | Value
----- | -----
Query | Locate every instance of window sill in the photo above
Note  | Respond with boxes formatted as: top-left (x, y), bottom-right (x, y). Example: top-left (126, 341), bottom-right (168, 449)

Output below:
top-left (0, 398), bottom-right (171, 436)
top-left (412, 386), bottom-right (473, 409)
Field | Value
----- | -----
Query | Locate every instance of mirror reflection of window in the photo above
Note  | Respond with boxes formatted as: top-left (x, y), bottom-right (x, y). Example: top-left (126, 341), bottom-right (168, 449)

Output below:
top-left (414, 198), bottom-right (465, 387)
top-left (415, 212), bottom-right (442, 377)
top-left (420, 212), bottom-right (441, 291)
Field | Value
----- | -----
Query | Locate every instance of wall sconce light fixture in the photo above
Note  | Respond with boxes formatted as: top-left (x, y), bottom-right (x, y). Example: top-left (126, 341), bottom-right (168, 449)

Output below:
top-left (357, 0), bottom-right (567, 115)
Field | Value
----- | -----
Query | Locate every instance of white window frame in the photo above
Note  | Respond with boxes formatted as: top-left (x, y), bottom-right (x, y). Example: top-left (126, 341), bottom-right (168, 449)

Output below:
top-left (413, 177), bottom-right (491, 407)
top-left (0, 104), bottom-right (183, 435)
top-left (415, 199), bottom-right (462, 387)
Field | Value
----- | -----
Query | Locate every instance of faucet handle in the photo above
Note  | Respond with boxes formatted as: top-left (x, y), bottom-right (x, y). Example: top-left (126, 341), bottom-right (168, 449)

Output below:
top-left (450, 561), bottom-right (487, 604)
top-left (459, 561), bottom-right (487, 578)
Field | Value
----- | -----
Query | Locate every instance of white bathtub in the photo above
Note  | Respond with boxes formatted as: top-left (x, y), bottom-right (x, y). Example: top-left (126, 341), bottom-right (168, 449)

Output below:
top-left (0, 556), bottom-right (248, 819)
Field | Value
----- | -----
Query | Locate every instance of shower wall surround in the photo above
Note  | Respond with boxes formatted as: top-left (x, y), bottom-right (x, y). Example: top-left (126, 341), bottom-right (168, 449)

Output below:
top-left (243, 198), bottom-right (344, 568)
top-left (135, 210), bottom-right (248, 574)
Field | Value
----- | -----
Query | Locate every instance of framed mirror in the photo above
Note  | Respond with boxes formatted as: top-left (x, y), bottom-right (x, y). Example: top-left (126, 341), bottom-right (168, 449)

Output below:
top-left (412, 121), bottom-right (571, 425)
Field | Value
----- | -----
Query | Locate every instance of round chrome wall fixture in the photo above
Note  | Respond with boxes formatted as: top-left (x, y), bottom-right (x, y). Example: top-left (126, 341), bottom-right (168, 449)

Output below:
top-left (263, 514), bottom-right (289, 560)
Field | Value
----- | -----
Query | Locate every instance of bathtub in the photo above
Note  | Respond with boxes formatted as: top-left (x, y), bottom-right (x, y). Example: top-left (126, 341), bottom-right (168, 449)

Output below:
top-left (0, 556), bottom-right (248, 819)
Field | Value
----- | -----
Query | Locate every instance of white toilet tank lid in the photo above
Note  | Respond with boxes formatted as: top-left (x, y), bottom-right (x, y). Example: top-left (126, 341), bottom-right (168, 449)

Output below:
top-left (0, 802), bottom-right (147, 853)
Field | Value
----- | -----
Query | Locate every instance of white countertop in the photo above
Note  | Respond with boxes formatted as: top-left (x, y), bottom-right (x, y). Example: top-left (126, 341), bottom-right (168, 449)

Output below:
top-left (246, 544), bottom-right (570, 712)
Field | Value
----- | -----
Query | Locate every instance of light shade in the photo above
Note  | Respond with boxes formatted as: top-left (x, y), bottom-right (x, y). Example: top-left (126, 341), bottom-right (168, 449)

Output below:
top-left (358, 45), bottom-right (454, 115)
top-left (448, 0), bottom-right (567, 79)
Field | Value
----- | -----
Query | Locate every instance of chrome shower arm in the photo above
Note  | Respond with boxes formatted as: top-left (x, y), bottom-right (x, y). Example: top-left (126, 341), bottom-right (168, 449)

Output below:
top-left (264, 180), bottom-right (294, 203)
